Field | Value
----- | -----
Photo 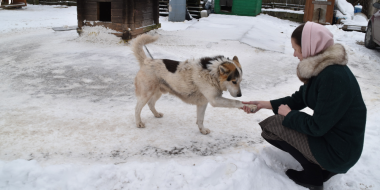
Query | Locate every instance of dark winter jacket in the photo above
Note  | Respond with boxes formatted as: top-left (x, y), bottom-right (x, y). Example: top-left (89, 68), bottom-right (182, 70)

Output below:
top-left (270, 44), bottom-right (367, 173)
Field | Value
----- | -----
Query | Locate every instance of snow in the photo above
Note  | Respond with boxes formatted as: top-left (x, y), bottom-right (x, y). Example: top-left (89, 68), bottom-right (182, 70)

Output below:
top-left (0, 5), bottom-right (77, 33)
top-left (341, 13), bottom-right (368, 27)
top-left (335, 0), bottom-right (355, 18)
top-left (159, 17), bottom-right (197, 31)
top-left (334, 0), bottom-right (368, 27)
top-left (335, 9), bottom-right (348, 20)
top-left (75, 26), bottom-right (125, 45)
top-left (1, 5), bottom-right (380, 190)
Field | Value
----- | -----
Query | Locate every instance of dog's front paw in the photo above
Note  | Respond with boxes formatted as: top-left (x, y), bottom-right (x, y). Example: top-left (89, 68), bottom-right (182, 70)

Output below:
top-left (137, 121), bottom-right (145, 128)
top-left (200, 128), bottom-right (210, 135)
top-left (154, 112), bottom-right (164, 118)
top-left (246, 105), bottom-right (257, 112)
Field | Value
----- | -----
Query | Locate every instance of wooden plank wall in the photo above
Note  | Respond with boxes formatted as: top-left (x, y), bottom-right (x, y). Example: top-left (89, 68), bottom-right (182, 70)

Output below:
top-left (134, 0), bottom-right (154, 29)
top-left (111, 0), bottom-right (123, 24)
top-left (77, 0), bottom-right (127, 31)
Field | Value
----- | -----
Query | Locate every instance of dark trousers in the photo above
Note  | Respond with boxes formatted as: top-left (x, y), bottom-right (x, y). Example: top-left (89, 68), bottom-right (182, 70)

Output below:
top-left (264, 138), bottom-right (337, 185)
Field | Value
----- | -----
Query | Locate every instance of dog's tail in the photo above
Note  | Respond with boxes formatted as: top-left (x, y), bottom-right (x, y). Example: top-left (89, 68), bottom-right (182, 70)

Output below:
top-left (132, 34), bottom-right (159, 66)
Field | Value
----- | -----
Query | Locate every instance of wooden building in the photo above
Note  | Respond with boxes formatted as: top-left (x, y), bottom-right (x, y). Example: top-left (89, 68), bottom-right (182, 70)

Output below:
top-left (304, 0), bottom-right (335, 24)
top-left (77, 0), bottom-right (161, 40)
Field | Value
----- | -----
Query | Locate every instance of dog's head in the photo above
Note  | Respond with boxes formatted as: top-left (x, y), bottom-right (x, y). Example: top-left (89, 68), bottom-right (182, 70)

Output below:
top-left (218, 56), bottom-right (243, 97)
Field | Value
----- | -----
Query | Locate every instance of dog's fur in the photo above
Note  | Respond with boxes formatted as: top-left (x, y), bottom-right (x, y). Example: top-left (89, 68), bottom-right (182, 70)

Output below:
top-left (132, 34), bottom-right (251, 134)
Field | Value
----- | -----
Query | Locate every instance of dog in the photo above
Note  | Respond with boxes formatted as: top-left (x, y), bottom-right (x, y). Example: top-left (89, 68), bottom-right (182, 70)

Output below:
top-left (132, 34), bottom-right (256, 135)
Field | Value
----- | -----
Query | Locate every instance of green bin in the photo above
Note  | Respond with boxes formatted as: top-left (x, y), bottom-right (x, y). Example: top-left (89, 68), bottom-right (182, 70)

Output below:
top-left (214, 0), bottom-right (262, 16)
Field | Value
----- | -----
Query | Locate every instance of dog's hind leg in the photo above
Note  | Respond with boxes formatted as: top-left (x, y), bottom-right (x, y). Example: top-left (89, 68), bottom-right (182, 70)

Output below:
top-left (135, 77), bottom-right (157, 128)
top-left (196, 103), bottom-right (210, 135)
top-left (148, 90), bottom-right (163, 118)
top-left (135, 96), bottom-right (151, 128)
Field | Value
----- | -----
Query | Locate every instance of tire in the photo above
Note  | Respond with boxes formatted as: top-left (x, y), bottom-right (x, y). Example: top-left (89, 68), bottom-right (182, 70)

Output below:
top-left (365, 23), bottom-right (377, 49)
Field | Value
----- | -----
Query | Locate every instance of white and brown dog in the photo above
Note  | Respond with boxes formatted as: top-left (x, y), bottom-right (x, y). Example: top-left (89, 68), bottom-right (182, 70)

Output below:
top-left (132, 34), bottom-right (256, 135)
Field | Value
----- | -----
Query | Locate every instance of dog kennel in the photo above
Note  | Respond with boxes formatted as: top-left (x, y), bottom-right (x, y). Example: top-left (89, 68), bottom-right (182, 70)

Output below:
top-left (304, 0), bottom-right (335, 24)
top-left (214, 0), bottom-right (262, 16)
top-left (77, 0), bottom-right (161, 40)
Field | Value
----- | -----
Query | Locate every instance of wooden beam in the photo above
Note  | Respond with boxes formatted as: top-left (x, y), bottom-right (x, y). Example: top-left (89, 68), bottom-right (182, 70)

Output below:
top-left (111, 9), bottom-right (123, 17)
top-left (111, 1), bottom-right (122, 9)
top-left (112, 16), bottom-right (123, 23)
top-left (84, 14), bottom-right (97, 21)
top-left (84, 22), bottom-right (123, 31)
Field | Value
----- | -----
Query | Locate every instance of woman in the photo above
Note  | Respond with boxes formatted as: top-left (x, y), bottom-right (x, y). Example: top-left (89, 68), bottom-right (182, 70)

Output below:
top-left (242, 22), bottom-right (367, 190)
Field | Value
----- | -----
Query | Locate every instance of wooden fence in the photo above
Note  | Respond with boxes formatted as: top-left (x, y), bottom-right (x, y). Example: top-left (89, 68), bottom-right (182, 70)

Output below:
top-left (262, 0), bottom-right (306, 10)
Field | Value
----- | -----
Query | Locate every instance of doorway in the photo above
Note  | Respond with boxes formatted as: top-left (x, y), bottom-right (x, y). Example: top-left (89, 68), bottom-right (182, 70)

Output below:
top-left (220, 0), bottom-right (233, 12)
top-left (98, 2), bottom-right (111, 22)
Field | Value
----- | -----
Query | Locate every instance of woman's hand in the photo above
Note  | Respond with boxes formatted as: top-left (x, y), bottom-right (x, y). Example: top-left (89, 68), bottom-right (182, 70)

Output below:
top-left (278, 104), bottom-right (291, 116)
top-left (241, 101), bottom-right (272, 114)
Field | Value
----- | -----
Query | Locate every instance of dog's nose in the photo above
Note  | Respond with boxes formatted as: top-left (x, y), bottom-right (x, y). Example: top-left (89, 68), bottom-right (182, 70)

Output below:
top-left (237, 93), bottom-right (242, 97)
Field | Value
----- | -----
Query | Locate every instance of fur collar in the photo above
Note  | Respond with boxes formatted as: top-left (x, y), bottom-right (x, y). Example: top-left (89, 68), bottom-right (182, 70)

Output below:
top-left (297, 44), bottom-right (348, 83)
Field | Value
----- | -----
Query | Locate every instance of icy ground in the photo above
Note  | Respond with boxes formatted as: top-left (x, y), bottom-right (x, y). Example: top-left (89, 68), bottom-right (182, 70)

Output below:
top-left (1, 5), bottom-right (380, 190)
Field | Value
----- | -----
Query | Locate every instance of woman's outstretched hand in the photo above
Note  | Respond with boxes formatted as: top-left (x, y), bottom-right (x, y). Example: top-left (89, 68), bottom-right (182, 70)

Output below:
top-left (241, 101), bottom-right (272, 114)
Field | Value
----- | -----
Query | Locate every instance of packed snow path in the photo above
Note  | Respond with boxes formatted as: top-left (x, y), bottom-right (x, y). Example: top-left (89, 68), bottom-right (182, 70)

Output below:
top-left (1, 5), bottom-right (380, 190)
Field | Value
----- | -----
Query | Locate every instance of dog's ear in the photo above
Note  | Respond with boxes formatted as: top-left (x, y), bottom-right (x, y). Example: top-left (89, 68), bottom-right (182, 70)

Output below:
top-left (233, 56), bottom-right (239, 62)
top-left (233, 56), bottom-right (241, 67)
top-left (219, 64), bottom-right (230, 75)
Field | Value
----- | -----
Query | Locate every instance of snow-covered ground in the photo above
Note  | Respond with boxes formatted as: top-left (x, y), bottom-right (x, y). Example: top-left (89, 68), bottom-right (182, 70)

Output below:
top-left (1, 5), bottom-right (380, 190)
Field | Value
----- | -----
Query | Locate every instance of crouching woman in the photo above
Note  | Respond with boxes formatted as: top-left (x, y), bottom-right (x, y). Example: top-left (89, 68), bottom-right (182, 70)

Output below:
top-left (242, 22), bottom-right (367, 190)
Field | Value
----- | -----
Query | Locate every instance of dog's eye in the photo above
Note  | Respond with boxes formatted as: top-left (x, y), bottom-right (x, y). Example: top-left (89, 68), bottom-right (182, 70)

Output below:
top-left (232, 81), bottom-right (237, 84)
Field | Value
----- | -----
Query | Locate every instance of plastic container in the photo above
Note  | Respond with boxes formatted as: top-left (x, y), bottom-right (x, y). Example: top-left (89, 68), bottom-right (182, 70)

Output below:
top-left (354, 3), bottom-right (362, 13)
top-left (201, 10), bottom-right (208, 17)
top-left (169, 0), bottom-right (186, 22)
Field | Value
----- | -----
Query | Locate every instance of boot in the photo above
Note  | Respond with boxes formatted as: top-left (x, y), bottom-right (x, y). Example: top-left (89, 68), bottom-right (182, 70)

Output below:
top-left (264, 139), bottom-right (325, 189)
top-left (286, 169), bottom-right (323, 190)
top-left (274, 140), bottom-right (324, 190)
top-left (322, 170), bottom-right (338, 182)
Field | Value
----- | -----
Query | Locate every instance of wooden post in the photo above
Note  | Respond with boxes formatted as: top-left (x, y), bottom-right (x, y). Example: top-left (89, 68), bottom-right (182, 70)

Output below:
top-left (76, 0), bottom-right (85, 34)
top-left (153, 0), bottom-right (159, 25)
